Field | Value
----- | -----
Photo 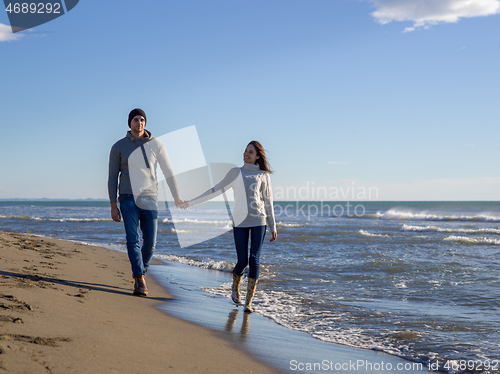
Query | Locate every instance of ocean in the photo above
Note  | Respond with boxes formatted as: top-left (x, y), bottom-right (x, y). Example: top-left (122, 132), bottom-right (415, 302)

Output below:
top-left (1, 200), bottom-right (499, 373)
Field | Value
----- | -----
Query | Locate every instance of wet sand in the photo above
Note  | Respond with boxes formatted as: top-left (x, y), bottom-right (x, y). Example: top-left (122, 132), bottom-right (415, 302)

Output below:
top-left (0, 231), bottom-right (280, 374)
top-left (151, 261), bottom-right (433, 374)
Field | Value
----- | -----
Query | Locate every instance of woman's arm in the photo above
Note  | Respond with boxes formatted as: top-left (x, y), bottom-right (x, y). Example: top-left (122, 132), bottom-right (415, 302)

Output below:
top-left (263, 173), bottom-right (277, 240)
top-left (187, 167), bottom-right (240, 208)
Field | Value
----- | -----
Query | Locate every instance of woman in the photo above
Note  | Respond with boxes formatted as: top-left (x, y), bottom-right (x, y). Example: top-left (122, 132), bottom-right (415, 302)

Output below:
top-left (184, 141), bottom-right (277, 313)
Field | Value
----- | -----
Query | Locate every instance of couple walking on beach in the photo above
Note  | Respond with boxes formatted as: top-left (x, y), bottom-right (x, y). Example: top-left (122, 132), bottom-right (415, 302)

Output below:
top-left (108, 108), bottom-right (277, 313)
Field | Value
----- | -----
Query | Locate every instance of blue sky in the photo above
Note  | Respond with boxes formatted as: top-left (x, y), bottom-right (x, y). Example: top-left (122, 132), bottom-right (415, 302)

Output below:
top-left (1, 0), bottom-right (499, 201)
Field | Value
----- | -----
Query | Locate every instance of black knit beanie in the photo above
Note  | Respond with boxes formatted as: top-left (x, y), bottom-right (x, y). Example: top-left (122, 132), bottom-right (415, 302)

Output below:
top-left (128, 108), bottom-right (147, 128)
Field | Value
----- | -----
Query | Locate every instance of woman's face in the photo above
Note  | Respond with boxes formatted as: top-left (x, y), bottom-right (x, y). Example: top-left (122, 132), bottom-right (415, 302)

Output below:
top-left (243, 144), bottom-right (260, 164)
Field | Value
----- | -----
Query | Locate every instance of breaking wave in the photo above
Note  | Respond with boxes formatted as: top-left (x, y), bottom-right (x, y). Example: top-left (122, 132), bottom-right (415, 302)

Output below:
top-left (154, 254), bottom-right (234, 272)
top-left (401, 224), bottom-right (500, 235)
top-left (358, 230), bottom-right (389, 238)
top-left (443, 235), bottom-right (500, 245)
top-left (357, 209), bottom-right (500, 223)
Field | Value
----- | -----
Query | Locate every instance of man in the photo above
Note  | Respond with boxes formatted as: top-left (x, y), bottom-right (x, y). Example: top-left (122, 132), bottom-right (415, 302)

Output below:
top-left (108, 108), bottom-right (184, 296)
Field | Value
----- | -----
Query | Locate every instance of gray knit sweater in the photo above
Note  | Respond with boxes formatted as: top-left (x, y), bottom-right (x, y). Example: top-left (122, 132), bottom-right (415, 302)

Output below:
top-left (188, 162), bottom-right (276, 232)
top-left (108, 130), bottom-right (179, 203)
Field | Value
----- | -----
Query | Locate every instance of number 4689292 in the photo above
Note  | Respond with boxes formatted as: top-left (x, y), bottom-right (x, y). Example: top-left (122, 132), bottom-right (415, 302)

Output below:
top-left (5, 3), bottom-right (61, 14)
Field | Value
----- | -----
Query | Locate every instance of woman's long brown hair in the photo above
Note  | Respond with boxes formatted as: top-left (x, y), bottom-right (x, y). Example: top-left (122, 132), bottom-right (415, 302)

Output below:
top-left (248, 140), bottom-right (273, 174)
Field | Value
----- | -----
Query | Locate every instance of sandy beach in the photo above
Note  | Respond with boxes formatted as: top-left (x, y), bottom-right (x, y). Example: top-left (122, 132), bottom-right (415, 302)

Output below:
top-left (0, 231), bottom-right (280, 374)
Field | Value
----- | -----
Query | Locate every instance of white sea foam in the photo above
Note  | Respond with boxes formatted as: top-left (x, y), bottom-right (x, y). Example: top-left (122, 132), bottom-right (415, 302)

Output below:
top-left (161, 218), bottom-right (231, 225)
top-left (443, 235), bottom-right (500, 245)
top-left (276, 221), bottom-right (305, 228)
top-left (51, 217), bottom-right (112, 222)
top-left (161, 218), bottom-right (304, 228)
top-left (154, 254), bottom-right (234, 272)
top-left (162, 228), bottom-right (190, 234)
top-left (0, 215), bottom-right (112, 222)
top-left (395, 282), bottom-right (408, 289)
top-left (401, 224), bottom-right (442, 232)
top-left (201, 284), bottom-right (410, 358)
top-left (372, 209), bottom-right (500, 222)
top-left (358, 230), bottom-right (389, 238)
top-left (401, 224), bottom-right (500, 235)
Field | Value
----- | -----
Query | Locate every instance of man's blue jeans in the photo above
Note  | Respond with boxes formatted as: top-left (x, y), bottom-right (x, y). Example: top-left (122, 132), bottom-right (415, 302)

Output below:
top-left (233, 226), bottom-right (267, 279)
top-left (119, 194), bottom-right (158, 277)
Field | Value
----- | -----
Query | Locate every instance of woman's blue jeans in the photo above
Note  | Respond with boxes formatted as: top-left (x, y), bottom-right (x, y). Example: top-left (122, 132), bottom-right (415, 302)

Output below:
top-left (119, 194), bottom-right (158, 277)
top-left (233, 226), bottom-right (267, 279)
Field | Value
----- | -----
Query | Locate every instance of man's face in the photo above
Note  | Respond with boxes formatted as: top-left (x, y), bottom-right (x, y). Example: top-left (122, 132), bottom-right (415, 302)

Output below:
top-left (130, 115), bottom-right (146, 134)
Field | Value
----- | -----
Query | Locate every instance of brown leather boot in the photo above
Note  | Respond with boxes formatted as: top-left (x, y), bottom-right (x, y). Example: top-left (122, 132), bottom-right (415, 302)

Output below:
top-left (133, 274), bottom-right (148, 296)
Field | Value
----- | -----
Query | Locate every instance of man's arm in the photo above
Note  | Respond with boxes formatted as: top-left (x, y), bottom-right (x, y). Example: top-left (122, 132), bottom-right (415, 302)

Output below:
top-left (110, 202), bottom-right (121, 222)
top-left (108, 146), bottom-right (122, 221)
top-left (156, 141), bottom-right (186, 208)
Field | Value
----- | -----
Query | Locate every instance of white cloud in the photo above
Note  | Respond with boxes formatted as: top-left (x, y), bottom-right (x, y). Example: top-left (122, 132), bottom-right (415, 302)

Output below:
top-left (0, 23), bottom-right (23, 42)
top-left (370, 0), bottom-right (500, 31)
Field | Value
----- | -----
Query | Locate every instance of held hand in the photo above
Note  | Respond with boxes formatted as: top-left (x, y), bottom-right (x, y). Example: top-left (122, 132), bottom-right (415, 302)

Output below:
top-left (174, 197), bottom-right (189, 209)
top-left (270, 231), bottom-right (277, 242)
top-left (111, 204), bottom-right (121, 222)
